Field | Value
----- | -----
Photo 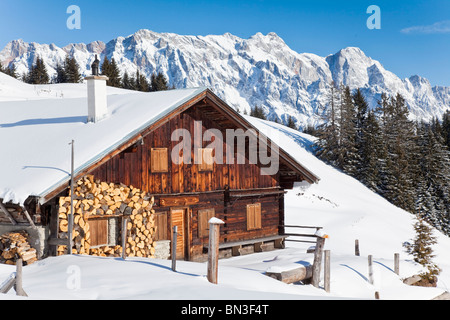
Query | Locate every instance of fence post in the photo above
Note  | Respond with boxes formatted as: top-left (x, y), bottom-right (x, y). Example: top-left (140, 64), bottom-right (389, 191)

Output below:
top-left (172, 226), bottom-right (178, 272)
top-left (14, 259), bottom-right (27, 297)
top-left (368, 255), bottom-right (374, 285)
top-left (121, 217), bottom-right (128, 260)
top-left (394, 253), bottom-right (400, 275)
top-left (355, 239), bottom-right (360, 256)
top-left (312, 236), bottom-right (326, 288)
top-left (207, 218), bottom-right (224, 284)
top-left (324, 250), bottom-right (331, 293)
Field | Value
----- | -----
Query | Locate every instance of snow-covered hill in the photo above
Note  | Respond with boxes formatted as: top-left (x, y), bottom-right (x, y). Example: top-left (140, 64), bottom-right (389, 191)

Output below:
top-left (0, 71), bottom-right (131, 102)
top-left (1, 30), bottom-right (449, 128)
top-left (0, 111), bottom-right (449, 300)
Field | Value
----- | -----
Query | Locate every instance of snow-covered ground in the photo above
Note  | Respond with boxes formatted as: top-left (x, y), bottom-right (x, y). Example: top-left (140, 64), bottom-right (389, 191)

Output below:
top-left (0, 75), bottom-right (449, 300)
top-left (1, 118), bottom-right (449, 301)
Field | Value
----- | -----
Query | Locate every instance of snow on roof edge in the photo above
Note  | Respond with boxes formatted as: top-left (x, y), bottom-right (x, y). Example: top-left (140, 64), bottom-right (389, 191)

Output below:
top-left (36, 87), bottom-right (208, 204)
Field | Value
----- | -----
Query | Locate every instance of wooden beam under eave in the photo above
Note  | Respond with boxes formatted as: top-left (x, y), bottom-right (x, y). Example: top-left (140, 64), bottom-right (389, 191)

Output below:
top-left (0, 200), bottom-right (18, 225)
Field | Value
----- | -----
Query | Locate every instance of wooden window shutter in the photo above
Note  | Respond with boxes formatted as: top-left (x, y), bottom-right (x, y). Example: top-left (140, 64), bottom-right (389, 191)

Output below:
top-left (247, 203), bottom-right (261, 230)
top-left (154, 212), bottom-right (168, 241)
top-left (151, 148), bottom-right (169, 173)
top-left (198, 208), bottom-right (215, 238)
top-left (89, 218), bottom-right (108, 246)
top-left (198, 148), bottom-right (214, 172)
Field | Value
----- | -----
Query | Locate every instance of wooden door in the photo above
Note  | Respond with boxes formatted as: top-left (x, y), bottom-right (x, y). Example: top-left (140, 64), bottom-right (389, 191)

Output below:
top-left (171, 208), bottom-right (188, 260)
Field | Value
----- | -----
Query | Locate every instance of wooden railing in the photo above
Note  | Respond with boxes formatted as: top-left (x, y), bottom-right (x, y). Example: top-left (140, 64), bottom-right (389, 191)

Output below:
top-left (279, 225), bottom-right (323, 244)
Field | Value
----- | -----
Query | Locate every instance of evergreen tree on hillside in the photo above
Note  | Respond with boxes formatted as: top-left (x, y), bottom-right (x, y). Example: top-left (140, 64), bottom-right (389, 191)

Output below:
top-left (100, 56), bottom-right (110, 77)
top-left (25, 56), bottom-right (49, 84)
top-left (6, 64), bottom-right (18, 79)
top-left (376, 93), bottom-right (417, 212)
top-left (338, 86), bottom-right (358, 175)
top-left (352, 88), bottom-right (369, 170)
top-left (108, 58), bottom-right (121, 87)
top-left (442, 110), bottom-right (450, 149)
top-left (404, 216), bottom-right (441, 285)
top-left (121, 71), bottom-right (134, 90)
top-left (64, 56), bottom-right (82, 83)
top-left (54, 62), bottom-right (67, 83)
top-left (150, 72), bottom-right (169, 91)
top-left (359, 110), bottom-right (384, 192)
top-left (250, 105), bottom-right (267, 120)
top-left (286, 115), bottom-right (297, 129)
top-left (316, 81), bottom-right (341, 168)
top-left (416, 122), bottom-right (450, 234)
top-left (54, 56), bottom-right (82, 84)
top-left (135, 70), bottom-right (150, 92)
top-left (101, 56), bottom-right (121, 87)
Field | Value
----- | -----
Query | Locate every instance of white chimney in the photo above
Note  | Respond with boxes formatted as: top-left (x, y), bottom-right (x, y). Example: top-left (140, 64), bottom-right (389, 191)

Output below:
top-left (86, 75), bottom-right (109, 123)
top-left (85, 55), bottom-right (108, 123)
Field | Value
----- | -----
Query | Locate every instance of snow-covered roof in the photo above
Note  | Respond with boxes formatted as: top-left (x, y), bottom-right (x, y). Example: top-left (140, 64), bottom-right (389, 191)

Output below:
top-left (0, 86), bottom-right (207, 204)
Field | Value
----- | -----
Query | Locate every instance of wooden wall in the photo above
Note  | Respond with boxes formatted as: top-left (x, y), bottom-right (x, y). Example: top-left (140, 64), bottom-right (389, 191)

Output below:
top-left (88, 103), bottom-right (285, 260)
top-left (90, 105), bottom-right (279, 194)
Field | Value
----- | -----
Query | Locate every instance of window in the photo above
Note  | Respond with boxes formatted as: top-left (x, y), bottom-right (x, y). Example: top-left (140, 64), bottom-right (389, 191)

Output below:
top-left (247, 203), bottom-right (261, 230)
top-left (154, 212), bottom-right (168, 241)
top-left (151, 148), bottom-right (169, 173)
top-left (89, 218), bottom-right (108, 246)
top-left (197, 148), bottom-right (214, 172)
top-left (198, 208), bottom-right (215, 238)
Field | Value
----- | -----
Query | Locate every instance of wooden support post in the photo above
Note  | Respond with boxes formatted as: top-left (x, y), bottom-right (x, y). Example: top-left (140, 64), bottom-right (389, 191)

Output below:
top-left (22, 207), bottom-right (36, 230)
top-left (0, 201), bottom-right (18, 225)
top-left (68, 140), bottom-right (75, 255)
top-left (368, 255), bottom-right (374, 285)
top-left (394, 253), bottom-right (400, 275)
top-left (207, 218), bottom-right (224, 284)
top-left (355, 239), bottom-right (360, 256)
top-left (324, 250), bottom-right (330, 293)
top-left (14, 259), bottom-right (27, 297)
top-left (121, 217), bottom-right (128, 260)
top-left (312, 236), bottom-right (326, 288)
top-left (171, 226), bottom-right (177, 272)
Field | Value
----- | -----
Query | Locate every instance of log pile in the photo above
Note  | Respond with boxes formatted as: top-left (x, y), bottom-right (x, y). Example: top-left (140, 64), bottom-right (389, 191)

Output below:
top-left (57, 175), bottom-right (157, 258)
top-left (0, 231), bottom-right (37, 265)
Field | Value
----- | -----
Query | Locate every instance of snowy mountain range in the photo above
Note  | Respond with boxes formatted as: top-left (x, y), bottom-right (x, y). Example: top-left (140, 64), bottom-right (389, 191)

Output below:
top-left (1, 29), bottom-right (449, 128)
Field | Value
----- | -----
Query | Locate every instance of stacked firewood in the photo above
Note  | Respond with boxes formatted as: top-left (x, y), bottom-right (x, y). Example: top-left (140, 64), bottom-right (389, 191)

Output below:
top-left (57, 175), bottom-right (157, 258)
top-left (0, 231), bottom-right (37, 265)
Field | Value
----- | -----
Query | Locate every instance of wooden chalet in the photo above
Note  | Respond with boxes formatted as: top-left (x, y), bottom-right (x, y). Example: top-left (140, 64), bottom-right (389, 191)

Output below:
top-left (0, 78), bottom-right (319, 263)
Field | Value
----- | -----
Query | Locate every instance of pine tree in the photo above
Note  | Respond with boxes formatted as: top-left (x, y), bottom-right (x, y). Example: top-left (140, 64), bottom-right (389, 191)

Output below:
top-left (376, 93), bottom-right (417, 212)
top-left (339, 86), bottom-right (358, 175)
top-left (135, 70), bottom-right (150, 92)
top-left (315, 82), bottom-right (341, 168)
top-left (100, 56), bottom-right (110, 77)
top-left (54, 62), bottom-right (68, 83)
top-left (5, 64), bottom-right (18, 79)
top-left (404, 216), bottom-right (440, 285)
top-left (150, 72), bottom-right (169, 91)
top-left (26, 56), bottom-right (49, 84)
top-left (286, 115), bottom-right (297, 129)
top-left (121, 71), bottom-right (134, 90)
top-left (64, 56), bottom-right (82, 83)
top-left (100, 56), bottom-right (121, 87)
top-left (359, 110), bottom-right (384, 192)
top-left (442, 110), bottom-right (450, 149)
top-left (250, 105), bottom-right (267, 120)
top-left (108, 58), bottom-right (121, 87)
top-left (416, 122), bottom-right (450, 234)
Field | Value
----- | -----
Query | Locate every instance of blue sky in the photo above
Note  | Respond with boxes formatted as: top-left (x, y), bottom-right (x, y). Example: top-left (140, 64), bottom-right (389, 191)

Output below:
top-left (1, 0), bottom-right (449, 86)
